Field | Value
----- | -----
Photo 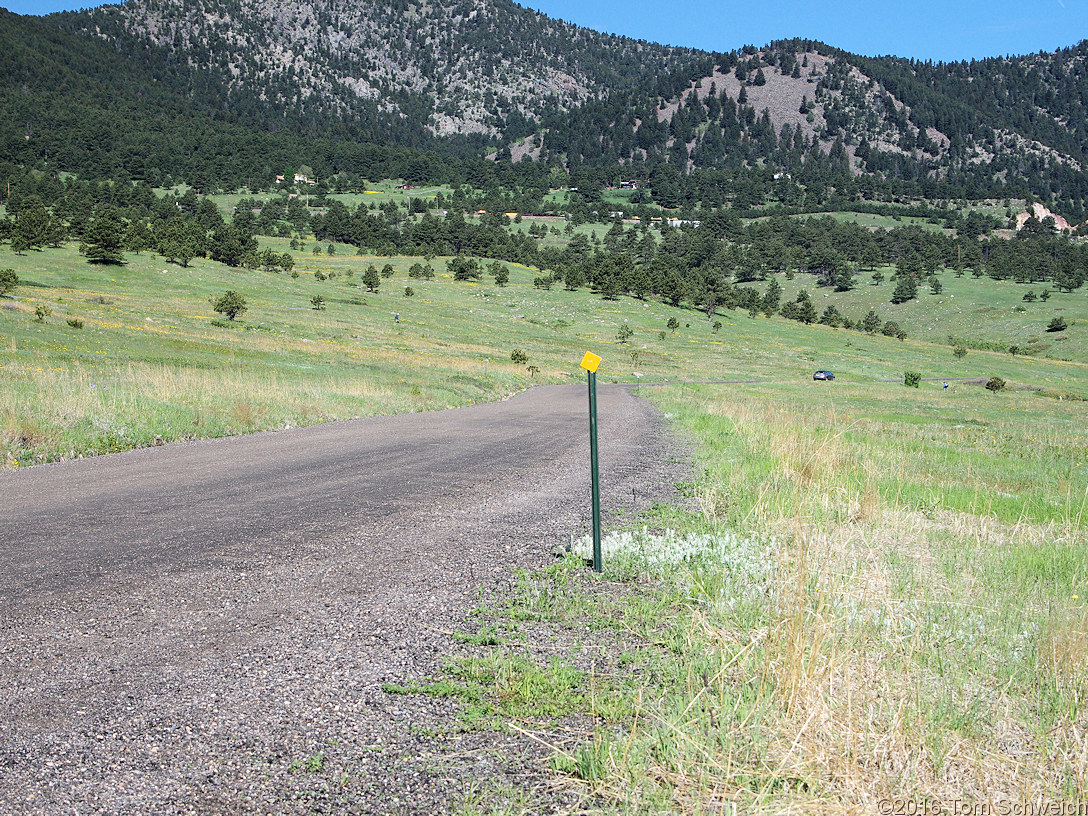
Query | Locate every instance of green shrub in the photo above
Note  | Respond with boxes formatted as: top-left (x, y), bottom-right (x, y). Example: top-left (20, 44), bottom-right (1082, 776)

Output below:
top-left (66, 318), bottom-right (84, 329)
top-left (34, 304), bottom-right (52, 321)
top-left (489, 262), bottom-right (509, 287)
top-left (904, 371), bottom-right (921, 388)
top-left (311, 295), bottom-right (325, 310)
top-left (953, 344), bottom-right (968, 359)
top-left (1047, 316), bottom-right (1068, 333)
top-left (211, 290), bottom-right (247, 321)
top-left (510, 349), bottom-right (529, 365)
top-left (986, 376), bottom-right (1006, 392)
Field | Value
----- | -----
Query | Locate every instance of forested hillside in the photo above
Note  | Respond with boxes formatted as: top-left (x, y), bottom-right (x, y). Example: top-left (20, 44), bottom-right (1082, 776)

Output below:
top-left (2, 0), bottom-right (1088, 217)
top-left (539, 40), bottom-right (1088, 218)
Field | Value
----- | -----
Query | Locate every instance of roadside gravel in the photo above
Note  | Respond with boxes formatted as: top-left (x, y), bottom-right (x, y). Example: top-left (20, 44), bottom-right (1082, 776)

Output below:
top-left (0, 384), bottom-right (689, 815)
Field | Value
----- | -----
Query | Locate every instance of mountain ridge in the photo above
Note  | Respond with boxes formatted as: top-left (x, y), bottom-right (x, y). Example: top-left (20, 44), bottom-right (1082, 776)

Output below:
top-left (2, 0), bottom-right (1088, 216)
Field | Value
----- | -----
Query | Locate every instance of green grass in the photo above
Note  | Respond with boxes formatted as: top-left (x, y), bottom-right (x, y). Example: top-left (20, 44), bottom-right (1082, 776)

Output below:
top-left (324, 182), bottom-right (453, 208)
top-left (804, 210), bottom-right (953, 232)
top-left (464, 214), bottom-right (616, 247)
top-left (639, 382), bottom-right (1088, 800)
top-left (200, 181), bottom-right (456, 213)
top-left (744, 210), bottom-right (954, 233)
top-left (758, 269), bottom-right (1088, 362)
top-left (418, 380), bottom-right (1088, 811)
top-left (3, 237), bottom-right (1087, 467)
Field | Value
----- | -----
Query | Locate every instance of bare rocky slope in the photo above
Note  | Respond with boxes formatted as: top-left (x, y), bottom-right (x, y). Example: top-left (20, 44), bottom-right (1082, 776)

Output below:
top-left (73, 0), bottom-right (699, 137)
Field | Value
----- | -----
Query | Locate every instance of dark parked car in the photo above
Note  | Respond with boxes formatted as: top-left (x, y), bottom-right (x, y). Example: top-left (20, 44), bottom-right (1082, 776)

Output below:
top-left (813, 370), bottom-right (835, 381)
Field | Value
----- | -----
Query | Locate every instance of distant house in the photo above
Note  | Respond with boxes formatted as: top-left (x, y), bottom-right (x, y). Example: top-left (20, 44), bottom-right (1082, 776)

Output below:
top-left (275, 173), bottom-right (316, 186)
top-left (667, 218), bottom-right (702, 228)
top-left (395, 183), bottom-right (414, 190)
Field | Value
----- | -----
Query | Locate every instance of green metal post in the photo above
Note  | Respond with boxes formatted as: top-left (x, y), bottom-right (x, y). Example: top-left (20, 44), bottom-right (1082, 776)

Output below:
top-left (588, 370), bottom-right (602, 572)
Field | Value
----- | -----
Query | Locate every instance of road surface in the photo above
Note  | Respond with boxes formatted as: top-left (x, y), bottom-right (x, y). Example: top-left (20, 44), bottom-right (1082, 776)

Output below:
top-left (0, 385), bottom-right (686, 815)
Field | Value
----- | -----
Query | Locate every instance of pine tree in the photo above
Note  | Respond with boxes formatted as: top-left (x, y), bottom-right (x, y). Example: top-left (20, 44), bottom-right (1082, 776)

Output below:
top-left (82, 210), bottom-right (126, 265)
top-left (124, 220), bottom-right (155, 254)
top-left (891, 274), bottom-right (918, 304)
top-left (795, 290), bottom-right (817, 324)
top-left (761, 277), bottom-right (782, 316)
top-left (12, 201), bottom-right (54, 251)
top-left (0, 269), bottom-right (18, 295)
top-left (861, 309), bottom-right (882, 333)
top-left (157, 219), bottom-right (205, 268)
top-left (363, 265), bottom-right (382, 292)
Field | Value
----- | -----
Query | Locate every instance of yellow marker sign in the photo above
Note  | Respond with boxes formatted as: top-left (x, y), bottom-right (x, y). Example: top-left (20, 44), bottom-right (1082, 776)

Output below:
top-left (580, 352), bottom-right (602, 373)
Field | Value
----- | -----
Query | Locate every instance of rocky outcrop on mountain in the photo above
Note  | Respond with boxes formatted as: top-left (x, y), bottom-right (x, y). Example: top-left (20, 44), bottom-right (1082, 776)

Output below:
top-left (76, 0), bottom-right (698, 137)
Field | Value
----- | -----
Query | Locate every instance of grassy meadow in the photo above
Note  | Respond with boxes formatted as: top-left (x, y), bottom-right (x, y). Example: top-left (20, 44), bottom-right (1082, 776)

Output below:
top-left (440, 378), bottom-right (1088, 812)
top-left (3, 217), bottom-right (1088, 810)
top-left (194, 180), bottom-right (456, 213)
top-left (3, 234), bottom-right (1085, 469)
top-left (768, 269), bottom-right (1088, 362)
top-left (8, 230), bottom-right (1084, 470)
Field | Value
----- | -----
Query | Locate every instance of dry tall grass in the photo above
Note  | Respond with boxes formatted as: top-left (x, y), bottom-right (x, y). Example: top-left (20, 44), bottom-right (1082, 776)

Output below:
top-left (576, 386), bottom-right (1088, 811)
top-left (0, 361), bottom-right (406, 466)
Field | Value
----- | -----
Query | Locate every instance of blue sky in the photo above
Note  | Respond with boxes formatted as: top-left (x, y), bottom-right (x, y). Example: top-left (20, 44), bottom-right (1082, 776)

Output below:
top-left (523, 0), bottom-right (1086, 62)
top-left (2, 0), bottom-right (1085, 62)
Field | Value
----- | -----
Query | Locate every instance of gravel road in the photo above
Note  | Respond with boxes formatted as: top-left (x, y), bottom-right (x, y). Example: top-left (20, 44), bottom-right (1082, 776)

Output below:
top-left (0, 384), bottom-right (688, 815)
